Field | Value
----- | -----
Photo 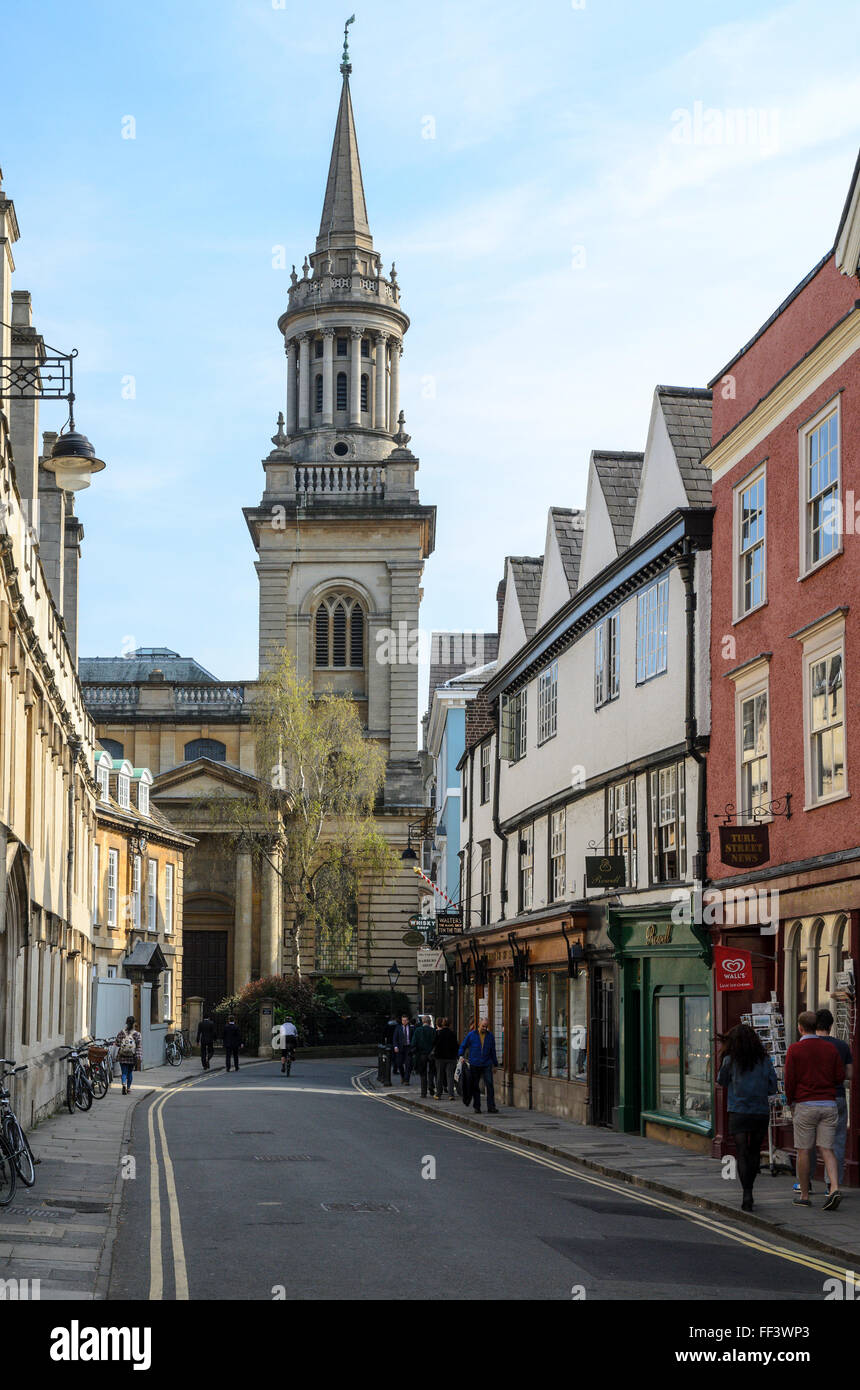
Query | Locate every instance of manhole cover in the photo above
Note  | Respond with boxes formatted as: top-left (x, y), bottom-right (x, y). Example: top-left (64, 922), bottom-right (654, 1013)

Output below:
top-left (321, 1201), bottom-right (399, 1213)
top-left (253, 1154), bottom-right (319, 1162)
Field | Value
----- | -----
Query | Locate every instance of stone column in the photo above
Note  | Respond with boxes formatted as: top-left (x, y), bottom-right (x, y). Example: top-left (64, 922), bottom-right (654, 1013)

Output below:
top-left (260, 850), bottom-right (281, 979)
top-left (285, 339), bottom-right (297, 434)
top-left (322, 328), bottom-right (335, 426)
top-left (349, 328), bottom-right (363, 426)
top-left (389, 339), bottom-right (401, 429)
top-left (374, 332), bottom-right (389, 431)
top-left (297, 334), bottom-right (310, 430)
top-left (233, 851), bottom-right (253, 991)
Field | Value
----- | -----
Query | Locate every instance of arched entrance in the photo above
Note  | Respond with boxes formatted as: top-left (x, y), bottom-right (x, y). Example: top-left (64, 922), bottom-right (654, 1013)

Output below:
top-left (183, 894), bottom-right (233, 1033)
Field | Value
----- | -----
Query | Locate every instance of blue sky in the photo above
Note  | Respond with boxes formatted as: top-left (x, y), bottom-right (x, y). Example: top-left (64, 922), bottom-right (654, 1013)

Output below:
top-left (4, 0), bottom-right (860, 697)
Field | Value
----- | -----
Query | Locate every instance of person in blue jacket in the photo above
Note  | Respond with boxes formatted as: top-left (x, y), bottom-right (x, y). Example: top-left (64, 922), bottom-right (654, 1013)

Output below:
top-left (459, 1015), bottom-right (500, 1114)
top-left (716, 1023), bottom-right (778, 1211)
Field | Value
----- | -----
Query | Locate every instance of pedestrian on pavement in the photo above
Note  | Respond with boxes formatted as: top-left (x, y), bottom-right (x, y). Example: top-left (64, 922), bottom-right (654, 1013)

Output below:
top-left (116, 1016), bottom-right (142, 1094)
top-left (412, 1014), bottom-right (436, 1097)
top-left (384, 1013), bottom-right (399, 1077)
top-left (223, 1016), bottom-right (242, 1073)
top-left (785, 1010), bottom-right (845, 1210)
top-left (808, 1008), bottom-right (853, 1191)
top-left (433, 1017), bottom-right (458, 1100)
top-left (716, 1024), bottom-right (778, 1211)
top-left (459, 1016), bottom-right (499, 1114)
top-left (392, 1014), bottom-right (414, 1085)
top-left (196, 1015), bottom-right (216, 1070)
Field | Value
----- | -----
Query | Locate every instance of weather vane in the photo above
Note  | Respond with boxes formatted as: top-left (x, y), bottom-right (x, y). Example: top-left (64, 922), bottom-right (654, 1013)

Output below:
top-left (341, 14), bottom-right (355, 71)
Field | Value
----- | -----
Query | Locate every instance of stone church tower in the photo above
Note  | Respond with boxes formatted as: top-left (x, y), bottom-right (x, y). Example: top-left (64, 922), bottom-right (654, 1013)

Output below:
top-left (245, 46), bottom-right (436, 811)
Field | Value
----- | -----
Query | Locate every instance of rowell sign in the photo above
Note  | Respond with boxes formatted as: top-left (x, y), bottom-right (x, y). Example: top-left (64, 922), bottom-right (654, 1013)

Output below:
top-left (714, 945), bottom-right (753, 992)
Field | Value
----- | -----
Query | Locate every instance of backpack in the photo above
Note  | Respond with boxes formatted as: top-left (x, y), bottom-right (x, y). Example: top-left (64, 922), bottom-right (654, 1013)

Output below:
top-left (119, 1031), bottom-right (137, 1060)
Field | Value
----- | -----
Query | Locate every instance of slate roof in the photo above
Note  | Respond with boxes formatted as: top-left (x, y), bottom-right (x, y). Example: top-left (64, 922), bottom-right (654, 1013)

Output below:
top-left (428, 633), bottom-right (498, 699)
top-left (508, 558), bottom-right (544, 638)
top-left (657, 386), bottom-right (713, 508)
top-left (80, 650), bottom-right (220, 684)
top-left (550, 507), bottom-right (585, 596)
top-left (592, 453), bottom-right (644, 552)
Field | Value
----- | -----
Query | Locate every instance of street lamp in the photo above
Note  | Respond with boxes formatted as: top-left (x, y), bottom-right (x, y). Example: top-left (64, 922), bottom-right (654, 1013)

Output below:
top-left (387, 959), bottom-right (401, 1016)
top-left (0, 341), bottom-right (107, 491)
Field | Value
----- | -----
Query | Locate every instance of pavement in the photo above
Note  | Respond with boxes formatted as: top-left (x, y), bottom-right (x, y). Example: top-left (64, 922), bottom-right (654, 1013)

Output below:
top-left (366, 1071), bottom-right (860, 1270)
top-left (0, 1056), bottom-right (237, 1301)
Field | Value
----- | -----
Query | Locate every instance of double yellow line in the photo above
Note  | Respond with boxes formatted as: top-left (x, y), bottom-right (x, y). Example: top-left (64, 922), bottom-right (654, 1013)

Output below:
top-left (352, 1070), bottom-right (852, 1283)
top-left (147, 1081), bottom-right (195, 1300)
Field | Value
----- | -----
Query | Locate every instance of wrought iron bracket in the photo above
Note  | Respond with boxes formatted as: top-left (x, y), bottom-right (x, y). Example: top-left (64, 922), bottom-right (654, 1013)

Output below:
top-left (716, 793), bottom-right (792, 824)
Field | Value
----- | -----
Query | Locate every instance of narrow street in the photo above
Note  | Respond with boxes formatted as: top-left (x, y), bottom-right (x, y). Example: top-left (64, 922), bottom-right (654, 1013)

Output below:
top-left (109, 1059), bottom-right (833, 1301)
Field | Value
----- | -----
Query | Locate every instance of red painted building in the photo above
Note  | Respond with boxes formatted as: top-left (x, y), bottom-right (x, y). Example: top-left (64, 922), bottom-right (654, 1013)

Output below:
top-left (706, 151), bottom-right (860, 1183)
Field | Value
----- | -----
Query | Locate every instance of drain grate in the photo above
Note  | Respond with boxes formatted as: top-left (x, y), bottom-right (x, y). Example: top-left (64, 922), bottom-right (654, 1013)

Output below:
top-left (253, 1153), bottom-right (319, 1162)
top-left (321, 1201), bottom-right (399, 1213)
top-left (0, 1205), bottom-right (72, 1219)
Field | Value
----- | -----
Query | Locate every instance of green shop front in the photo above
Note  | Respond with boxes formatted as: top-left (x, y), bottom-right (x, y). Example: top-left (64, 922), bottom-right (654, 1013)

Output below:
top-left (608, 905), bottom-right (713, 1153)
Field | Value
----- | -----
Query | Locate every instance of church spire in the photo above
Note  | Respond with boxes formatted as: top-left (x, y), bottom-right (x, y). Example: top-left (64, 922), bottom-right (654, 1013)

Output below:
top-left (317, 18), bottom-right (371, 252)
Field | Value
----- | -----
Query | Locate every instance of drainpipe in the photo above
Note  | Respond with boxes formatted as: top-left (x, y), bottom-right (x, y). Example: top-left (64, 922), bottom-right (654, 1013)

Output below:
top-left (492, 714), bottom-right (507, 921)
top-left (678, 545), bottom-right (708, 885)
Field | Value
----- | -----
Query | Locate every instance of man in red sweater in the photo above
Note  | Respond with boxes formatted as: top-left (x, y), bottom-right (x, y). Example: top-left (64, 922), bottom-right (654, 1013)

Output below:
top-left (785, 1010), bottom-right (846, 1210)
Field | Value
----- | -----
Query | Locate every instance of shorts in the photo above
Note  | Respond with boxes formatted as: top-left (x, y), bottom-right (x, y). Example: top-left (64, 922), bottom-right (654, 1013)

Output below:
top-left (792, 1104), bottom-right (838, 1150)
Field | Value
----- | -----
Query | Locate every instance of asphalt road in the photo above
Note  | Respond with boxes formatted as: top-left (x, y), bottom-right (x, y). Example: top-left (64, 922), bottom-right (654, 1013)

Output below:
top-left (109, 1058), bottom-right (833, 1301)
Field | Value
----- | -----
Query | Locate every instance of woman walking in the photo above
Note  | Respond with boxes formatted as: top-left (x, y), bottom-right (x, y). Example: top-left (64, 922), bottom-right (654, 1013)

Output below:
top-left (717, 1024), bottom-right (778, 1211)
top-left (116, 1015), bottom-right (142, 1095)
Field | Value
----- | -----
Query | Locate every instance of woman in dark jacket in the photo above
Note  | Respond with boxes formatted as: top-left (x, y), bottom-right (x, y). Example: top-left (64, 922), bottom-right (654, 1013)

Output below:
top-left (717, 1024), bottom-right (778, 1211)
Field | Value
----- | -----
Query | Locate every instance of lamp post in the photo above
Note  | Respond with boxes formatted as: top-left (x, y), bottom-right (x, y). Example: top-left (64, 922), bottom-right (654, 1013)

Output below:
top-left (387, 959), bottom-right (401, 1017)
top-left (0, 340), bottom-right (107, 490)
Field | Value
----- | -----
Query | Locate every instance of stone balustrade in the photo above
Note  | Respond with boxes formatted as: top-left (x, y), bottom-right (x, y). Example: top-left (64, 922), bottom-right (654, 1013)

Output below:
top-left (293, 463), bottom-right (385, 497)
top-left (174, 683), bottom-right (245, 710)
top-left (85, 684), bottom-right (140, 709)
top-left (287, 274), bottom-right (400, 308)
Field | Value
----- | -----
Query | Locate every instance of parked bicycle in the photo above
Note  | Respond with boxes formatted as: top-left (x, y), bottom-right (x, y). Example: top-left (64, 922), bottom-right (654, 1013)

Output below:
top-left (164, 1032), bottom-right (182, 1067)
top-left (0, 1060), bottom-right (36, 1204)
top-left (84, 1039), bottom-right (113, 1100)
top-left (61, 1046), bottom-right (93, 1113)
top-left (177, 1028), bottom-right (192, 1059)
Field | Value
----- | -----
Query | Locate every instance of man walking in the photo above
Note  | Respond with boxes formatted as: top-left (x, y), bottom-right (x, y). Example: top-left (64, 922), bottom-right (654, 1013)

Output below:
top-left (412, 1015), bottom-right (436, 1098)
top-left (392, 1014), bottom-right (414, 1085)
top-left (459, 1015), bottom-right (499, 1115)
top-left (785, 1010), bottom-right (845, 1209)
top-left (196, 1015), bottom-right (216, 1070)
top-left (815, 1007), bottom-right (852, 1189)
top-left (433, 1017), bottom-right (458, 1100)
top-left (223, 1016), bottom-right (242, 1073)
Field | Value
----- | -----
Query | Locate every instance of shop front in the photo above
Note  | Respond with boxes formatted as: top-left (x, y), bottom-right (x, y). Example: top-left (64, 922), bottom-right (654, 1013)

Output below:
top-left (450, 910), bottom-right (590, 1121)
top-left (609, 905), bottom-right (713, 1153)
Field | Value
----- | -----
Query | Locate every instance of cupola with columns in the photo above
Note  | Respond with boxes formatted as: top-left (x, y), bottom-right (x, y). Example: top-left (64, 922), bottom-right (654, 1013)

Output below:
top-left (276, 29), bottom-right (408, 466)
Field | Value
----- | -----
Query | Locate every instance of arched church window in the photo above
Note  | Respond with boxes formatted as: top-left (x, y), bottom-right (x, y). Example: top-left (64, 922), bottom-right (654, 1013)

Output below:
top-left (336, 372), bottom-right (348, 411)
top-left (184, 738), bottom-right (227, 762)
top-left (315, 374), bottom-right (323, 412)
top-left (314, 594), bottom-right (366, 669)
top-left (360, 374), bottom-right (368, 412)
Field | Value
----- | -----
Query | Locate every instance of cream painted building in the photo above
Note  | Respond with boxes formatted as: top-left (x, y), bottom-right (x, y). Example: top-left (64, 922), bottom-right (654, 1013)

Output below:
top-left (81, 51), bottom-right (435, 1013)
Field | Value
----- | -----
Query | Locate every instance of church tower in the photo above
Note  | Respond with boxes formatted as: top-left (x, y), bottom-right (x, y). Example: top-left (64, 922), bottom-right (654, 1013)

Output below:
top-left (244, 32), bottom-right (436, 989)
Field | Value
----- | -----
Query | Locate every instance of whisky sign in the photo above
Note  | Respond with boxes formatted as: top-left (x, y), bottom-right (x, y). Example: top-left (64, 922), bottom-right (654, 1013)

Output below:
top-left (718, 824), bottom-right (769, 869)
top-left (585, 856), bottom-right (626, 889)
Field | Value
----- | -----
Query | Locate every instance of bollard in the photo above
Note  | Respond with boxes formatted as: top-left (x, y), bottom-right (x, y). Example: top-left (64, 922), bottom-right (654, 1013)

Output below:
top-left (377, 1044), bottom-right (393, 1087)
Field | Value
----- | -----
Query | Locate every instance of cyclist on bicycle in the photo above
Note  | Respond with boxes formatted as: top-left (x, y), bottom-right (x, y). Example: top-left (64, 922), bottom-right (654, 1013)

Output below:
top-left (278, 1016), bottom-right (298, 1074)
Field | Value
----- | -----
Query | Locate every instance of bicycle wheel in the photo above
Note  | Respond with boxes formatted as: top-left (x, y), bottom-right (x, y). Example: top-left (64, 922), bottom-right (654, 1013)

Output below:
top-left (75, 1071), bottom-right (93, 1112)
top-left (286, 1050), bottom-right (293, 1076)
top-left (66, 1074), bottom-right (76, 1115)
top-left (167, 1043), bottom-right (181, 1067)
top-left (90, 1062), bottom-right (109, 1100)
top-left (5, 1118), bottom-right (35, 1187)
top-left (0, 1133), bottom-right (15, 1206)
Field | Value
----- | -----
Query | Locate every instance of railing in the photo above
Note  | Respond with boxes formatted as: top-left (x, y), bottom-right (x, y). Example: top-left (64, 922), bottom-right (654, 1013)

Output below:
top-left (287, 274), bottom-right (400, 307)
top-left (294, 464), bottom-right (385, 497)
top-left (85, 685), bottom-right (140, 709)
top-left (174, 684), bottom-right (245, 711)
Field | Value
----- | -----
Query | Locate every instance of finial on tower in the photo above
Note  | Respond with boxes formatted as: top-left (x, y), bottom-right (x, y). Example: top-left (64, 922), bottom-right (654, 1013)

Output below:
top-left (392, 411), bottom-right (411, 448)
top-left (341, 14), bottom-right (355, 74)
top-left (271, 412), bottom-right (288, 449)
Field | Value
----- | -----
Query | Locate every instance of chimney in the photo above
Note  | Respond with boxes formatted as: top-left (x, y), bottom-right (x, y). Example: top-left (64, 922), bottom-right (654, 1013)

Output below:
top-left (38, 430), bottom-right (65, 617)
top-left (63, 511), bottom-right (83, 664)
top-left (0, 169), bottom-right (20, 398)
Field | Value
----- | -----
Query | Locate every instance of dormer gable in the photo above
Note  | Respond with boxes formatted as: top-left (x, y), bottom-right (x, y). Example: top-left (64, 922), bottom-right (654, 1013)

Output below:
top-left (536, 507), bottom-right (584, 628)
top-left (110, 758), bottom-right (134, 811)
top-left (630, 387), bottom-right (712, 546)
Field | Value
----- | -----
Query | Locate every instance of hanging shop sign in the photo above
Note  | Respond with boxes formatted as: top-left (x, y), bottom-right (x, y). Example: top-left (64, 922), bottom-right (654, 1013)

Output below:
top-left (436, 911), bottom-right (463, 933)
top-left (408, 916), bottom-right (436, 931)
top-left (416, 949), bottom-right (445, 973)
top-left (718, 824), bottom-right (769, 869)
top-left (714, 945), bottom-right (754, 991)
top-left (585, 855), bottom-right (627, 889)
top-left (401, 930), bottom-right (425, 947)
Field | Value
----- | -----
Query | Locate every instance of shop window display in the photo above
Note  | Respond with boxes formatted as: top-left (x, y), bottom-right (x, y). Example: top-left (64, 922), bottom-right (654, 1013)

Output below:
top-left (570, 972), bottom-right (588, 1080)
